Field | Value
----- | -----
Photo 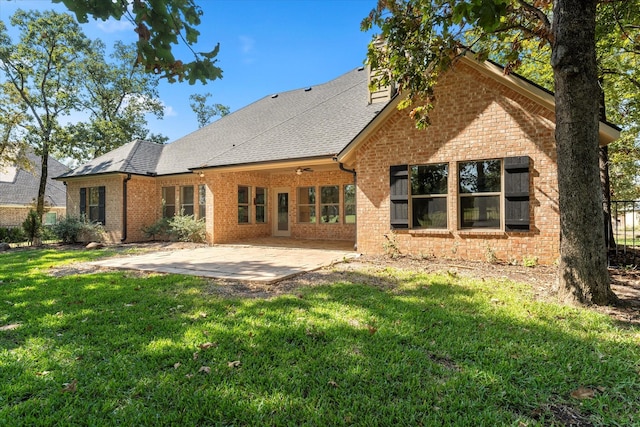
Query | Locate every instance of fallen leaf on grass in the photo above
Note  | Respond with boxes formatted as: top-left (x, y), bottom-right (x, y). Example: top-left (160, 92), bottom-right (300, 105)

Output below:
top-left (61, 379), bottom-right (77, 393)
top-left (193, 352), bottom-right (199, 361)
top-left (199, 366), bottom-right (211, 374)
top-left (367, 325), bottom-right (378, 335)
top-left (570, 387), bottom-right (596, 400)
top-left (36, 371), bottom-right (51, 376)
top-left (0, 323), bottom-right (21, 331)
top-left (198, 342), bottom-right (218, 350)
top-left (228, 360), bottom-right (241, 368)
top-left (173, 363), bottom-right (181, 369)
top-left (327, 380), bottom-right (339, 388)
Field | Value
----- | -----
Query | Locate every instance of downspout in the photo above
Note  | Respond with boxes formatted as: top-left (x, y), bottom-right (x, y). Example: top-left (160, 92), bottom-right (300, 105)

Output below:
top-left (121, 173), bottom-right (132, 242)
top-left (337, 160), bottom-right (358, 251)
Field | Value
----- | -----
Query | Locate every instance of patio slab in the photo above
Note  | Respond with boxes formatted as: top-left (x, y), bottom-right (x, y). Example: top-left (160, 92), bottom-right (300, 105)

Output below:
top-left (90, 241), bottom-right (357, 283)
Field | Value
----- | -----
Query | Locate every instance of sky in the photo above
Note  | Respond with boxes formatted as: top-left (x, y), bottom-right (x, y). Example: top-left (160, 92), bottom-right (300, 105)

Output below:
top-left (0, 0), bottom-right (379, 143)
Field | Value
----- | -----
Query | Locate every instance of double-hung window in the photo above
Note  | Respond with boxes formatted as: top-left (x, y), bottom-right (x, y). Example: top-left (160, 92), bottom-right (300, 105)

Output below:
top-left (181, 186), bottom-right (194, 216)
top-left (344, 184), bottom-right (356, 224)
top-left (255, 187), bottom-right (267, 223)
top-left (297, 187), bottom-right (316, 223)
top-left (238, 186), bottom-right (250, 224)
top-left (80, 186), bottom-right (106, 224)
top-left (320, 186), bottom-right (339, 223)
top-left (198, 184), bottom-right (206, 220)
top-left (162, 186), bottom-right (176, 218)
top-left (458, 159), bottom-right (502, 229)
top-left (410, 164), bottom-right (448, 229)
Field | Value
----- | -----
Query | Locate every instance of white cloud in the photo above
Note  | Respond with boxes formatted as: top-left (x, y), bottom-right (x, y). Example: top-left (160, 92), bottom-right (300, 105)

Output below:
top-left (164, 104), bottom-right (177, 117)
top-left (239, 35), bottom-right (255, 54)
top-left (97, 19), bottom-right (134, 33)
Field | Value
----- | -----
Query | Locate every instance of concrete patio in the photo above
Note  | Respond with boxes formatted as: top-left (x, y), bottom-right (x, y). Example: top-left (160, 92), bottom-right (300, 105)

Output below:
top-left (89, 239), bottom-right (357, 283)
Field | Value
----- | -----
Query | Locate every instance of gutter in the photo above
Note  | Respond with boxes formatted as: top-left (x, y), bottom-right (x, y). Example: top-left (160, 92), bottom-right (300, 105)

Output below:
top-left (336, 159), bottom-right (358, 251)
top-left (121, 173), bottom-right (132, 242)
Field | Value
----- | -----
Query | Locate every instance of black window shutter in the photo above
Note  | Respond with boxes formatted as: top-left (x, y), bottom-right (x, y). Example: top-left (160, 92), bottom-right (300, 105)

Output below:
top-left (98, 186), bottom-right (106, 225)
top-left (390, 165), bottom-right (409, 229)
top-left (79, 188), bottom-right (87, 217)
top-left (504, 156), bottom-right (530, 231)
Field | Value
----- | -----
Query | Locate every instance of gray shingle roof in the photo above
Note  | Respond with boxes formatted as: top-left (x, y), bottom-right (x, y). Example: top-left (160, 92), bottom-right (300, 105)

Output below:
top-left (62, 67), bottom-right (382, 178)
top-left (0, 151), bottom-right (69, 207)
top-left (58, 139), bottom-right (164, 178)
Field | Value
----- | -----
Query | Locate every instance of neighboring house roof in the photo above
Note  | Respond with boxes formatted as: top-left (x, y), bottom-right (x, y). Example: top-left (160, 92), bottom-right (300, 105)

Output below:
top-left (59, 67), bottom-right (382, 178)
top-left (0, 151), bottom-right (69, 207)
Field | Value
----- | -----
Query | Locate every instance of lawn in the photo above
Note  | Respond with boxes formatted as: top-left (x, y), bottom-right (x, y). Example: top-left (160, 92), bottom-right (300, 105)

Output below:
top-left (1, 248), bottom-right (639, 426)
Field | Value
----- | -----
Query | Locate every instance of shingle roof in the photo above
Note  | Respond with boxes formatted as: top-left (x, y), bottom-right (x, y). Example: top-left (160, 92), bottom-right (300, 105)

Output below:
top-left (58, 139), bottom-right (164, 178)
top-left (0, 151), bottom-right (69, 207)
top-left (62, 67), bottom-right (382, 178)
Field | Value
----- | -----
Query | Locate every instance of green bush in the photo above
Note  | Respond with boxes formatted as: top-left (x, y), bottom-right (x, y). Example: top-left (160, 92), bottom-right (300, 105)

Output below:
top-left (22, 209), bottom-right (42, 245)
top-left (142, 214), bottom-right (205, 243)
top-left (53, 215), bottom-right (105, 244)
top-left (168, 213), bottom-right (206, 243)
top-left (0, 227), bottom-right (26, 243)
top-left (141, 217), bottom-right (171, 240)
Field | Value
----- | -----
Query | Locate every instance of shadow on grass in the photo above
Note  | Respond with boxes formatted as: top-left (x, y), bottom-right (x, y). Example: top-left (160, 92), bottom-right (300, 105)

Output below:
top-left (0, 250), bottom-right (638, 426)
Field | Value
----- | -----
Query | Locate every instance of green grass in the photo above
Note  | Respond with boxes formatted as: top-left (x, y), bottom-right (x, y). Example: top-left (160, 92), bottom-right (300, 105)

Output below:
top-left (1, 249), bottom-right (639, 426)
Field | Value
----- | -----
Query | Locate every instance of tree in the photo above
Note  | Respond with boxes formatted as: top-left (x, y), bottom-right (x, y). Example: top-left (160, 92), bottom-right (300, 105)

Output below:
top-left (56, 40), bottom-right (168, 163)
top-left (363, 0), bottom-right (621, 305)
top-left (0, 10), bottom-right (91, 237)
top-left (189, 93), bottom-right (229, 128)
top-left (54, 0), bottom-right (223, 85)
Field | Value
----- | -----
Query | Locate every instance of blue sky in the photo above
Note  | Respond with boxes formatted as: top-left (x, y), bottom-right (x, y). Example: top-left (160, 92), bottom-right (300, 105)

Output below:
top-left (0, 0), bottom-right (378, 142)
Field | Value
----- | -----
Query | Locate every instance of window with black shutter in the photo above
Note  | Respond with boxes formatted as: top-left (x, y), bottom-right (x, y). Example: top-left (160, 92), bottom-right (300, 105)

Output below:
top-left (80, 186), bottom-right (106, 225)
top-left (504, 156), bottom-right (530, 231)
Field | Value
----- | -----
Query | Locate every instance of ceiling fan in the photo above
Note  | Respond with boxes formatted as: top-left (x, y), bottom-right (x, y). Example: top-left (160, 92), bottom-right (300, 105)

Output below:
top-left (295, 167), bottom-right (313, 175)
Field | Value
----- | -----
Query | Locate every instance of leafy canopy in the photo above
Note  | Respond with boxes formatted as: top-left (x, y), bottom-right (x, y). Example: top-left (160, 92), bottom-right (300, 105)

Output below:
top-left (54, 0), bottom-right (223, 84)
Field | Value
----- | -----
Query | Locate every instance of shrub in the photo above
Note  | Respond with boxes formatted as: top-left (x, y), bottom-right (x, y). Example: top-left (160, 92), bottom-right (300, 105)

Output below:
top-left (141, 217), bottom-right (171, 240)
top-left (0, 227), bottom-right (26, 243)
top-left (168, 213), bottom-right (206, 243)
top-left (53, 215), bottom-right (105, 244)
top-left (22, 209), bottom-right (42, 245)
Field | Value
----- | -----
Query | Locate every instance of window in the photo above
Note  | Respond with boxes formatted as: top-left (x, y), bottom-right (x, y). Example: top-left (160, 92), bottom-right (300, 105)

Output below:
top-left (238, 186), bottom-right (250, 223)
top-left (411, 164), bottom-right (448, 229)
top-left (297, 187), bottom-right (316, 223)
top-left (80, 186), bottom-right (105, 224)
top-left (320, 186), bottom-right (339, 223)
top-left (44, 212), bottom-right (57, 225)
top-left (162, 186), bottom-right (175, 218)
top-left (255, 187), bottom-right (266, 223)
top-left (459, 159), bottom-right (501, 229)
top-left (344, 184), bottom-right (356, 224)
top-left (198, 184), bottom-right (206, 220)
top-left (181, 186), bottom-right (194, 216)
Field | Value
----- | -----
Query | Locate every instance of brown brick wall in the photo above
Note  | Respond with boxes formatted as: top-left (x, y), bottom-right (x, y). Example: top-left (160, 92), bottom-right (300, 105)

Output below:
top-left (352, 62), bottom-right (560, 264)
top-left (66, 175), bottom-right (124, 243)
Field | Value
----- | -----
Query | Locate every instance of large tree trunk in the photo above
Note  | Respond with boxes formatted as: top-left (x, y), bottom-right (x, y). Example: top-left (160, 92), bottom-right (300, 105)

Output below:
top-left (34, 142), bottom-right (49, 247)
top-left (551, 0), bottom-right (616, 305)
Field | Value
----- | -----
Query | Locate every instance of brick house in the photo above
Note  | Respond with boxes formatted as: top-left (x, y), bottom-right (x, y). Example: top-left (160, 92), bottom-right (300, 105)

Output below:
top-left (0, 151), bottom-right (68, 228)
top-left (56, 55), bottom-right (619, 264)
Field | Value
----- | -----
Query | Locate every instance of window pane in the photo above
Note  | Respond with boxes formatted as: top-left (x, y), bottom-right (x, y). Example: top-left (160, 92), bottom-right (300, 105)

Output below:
top-left (181, 186), bottom-right (194, 205)
top-left (411, 164), bottom-right (448, 195)
top-left (460, 195), bottom-right (500, 228)
top-left (459, 160), bottom-right (501, 193)
top-left (238, 206), bottom-right (249, 223)
top-left (298, 205), bottom-right (316, 223)
top-left (162, 187), bottom-right (175, 205)
top-left (412, 197), bottom-right (447, 229)
top-left (89, 187), bottom-right (100, 205)
top-left (255, 187), bottom-right (266, 205)
top-left (89, 206), bottom-right (100, 222)
top-left (182, 206), bottom-right (194, 216)
top-left (256, 206), bottom-right (265, 223)
top-left (163, 205), bottom-right (175, 218)
top-left (320, 205), bottom-right (339, 223)
top-left (320, 186), bottom-right (339, 204)
top-left (298, 187), bottom-right (315, 204)
top-left (344, 184), bottom-right (355, 204)
top-left (238, 186), bottom-right (249, 204)
top-left (344, 204), bottom-right (356, 224)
